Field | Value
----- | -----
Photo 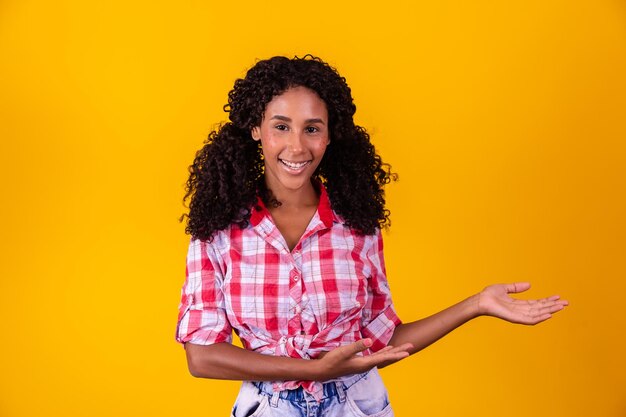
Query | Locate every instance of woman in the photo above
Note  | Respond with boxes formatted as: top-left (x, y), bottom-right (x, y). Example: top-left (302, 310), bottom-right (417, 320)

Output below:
top-left (176, 55), bottom-right (568, 417)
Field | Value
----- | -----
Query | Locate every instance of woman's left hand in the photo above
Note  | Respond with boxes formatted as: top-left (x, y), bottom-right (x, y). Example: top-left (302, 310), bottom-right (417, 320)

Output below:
top-left (477, 282), bottom-right (569, 325)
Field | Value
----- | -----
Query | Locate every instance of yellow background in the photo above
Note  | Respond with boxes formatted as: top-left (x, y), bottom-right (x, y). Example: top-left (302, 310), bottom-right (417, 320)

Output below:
top-left (1, 0), bottom-right (625, 416)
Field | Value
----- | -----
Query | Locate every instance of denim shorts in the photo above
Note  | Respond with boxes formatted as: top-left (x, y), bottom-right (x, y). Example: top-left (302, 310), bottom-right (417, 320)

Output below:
top-left (230, 368), bottom-right (393, 417)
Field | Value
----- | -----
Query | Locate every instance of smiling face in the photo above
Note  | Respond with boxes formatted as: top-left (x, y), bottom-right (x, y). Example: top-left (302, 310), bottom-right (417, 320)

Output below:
top-left (251, 86), bottom-right (330, 199)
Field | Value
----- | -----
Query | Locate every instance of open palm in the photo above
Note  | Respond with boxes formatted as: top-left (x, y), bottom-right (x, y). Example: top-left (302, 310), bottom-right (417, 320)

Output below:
top-left (478, 282), bottom-right (568, 325)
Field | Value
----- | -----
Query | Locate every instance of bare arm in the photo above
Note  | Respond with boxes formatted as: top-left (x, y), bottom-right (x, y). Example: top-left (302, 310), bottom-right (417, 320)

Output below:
top-left (185, 283), bottom-right (567, 378)
top-left (388, 282), bottom-right (569, 357)
top-left (388, 293), bottom-right (480, 355)
top-left (185, 338), bottom-right (413, 381)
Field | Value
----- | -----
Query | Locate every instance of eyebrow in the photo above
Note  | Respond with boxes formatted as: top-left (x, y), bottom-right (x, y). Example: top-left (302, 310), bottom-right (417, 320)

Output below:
top-left (270, 115), bottom-right (326, 125)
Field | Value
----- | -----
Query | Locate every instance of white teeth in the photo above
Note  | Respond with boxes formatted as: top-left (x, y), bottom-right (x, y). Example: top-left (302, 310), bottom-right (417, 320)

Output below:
top-left (280, 160), bottom-right (309, 169)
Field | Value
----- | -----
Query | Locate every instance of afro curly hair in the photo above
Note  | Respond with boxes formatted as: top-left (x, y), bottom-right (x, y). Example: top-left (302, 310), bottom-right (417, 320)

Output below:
top-left (182, 55), bottom-right (397, 241)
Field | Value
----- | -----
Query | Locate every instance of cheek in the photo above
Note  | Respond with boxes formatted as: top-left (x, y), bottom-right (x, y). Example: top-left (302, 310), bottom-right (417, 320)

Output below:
top-left (259, 138), bottom-right (283, 162)
top-left (315, 139), bottom-right (330, 155)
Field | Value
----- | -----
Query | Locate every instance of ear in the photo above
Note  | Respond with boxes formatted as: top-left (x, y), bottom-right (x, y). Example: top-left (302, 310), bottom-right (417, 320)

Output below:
top-left (251, 126), bottom-right (261, 141)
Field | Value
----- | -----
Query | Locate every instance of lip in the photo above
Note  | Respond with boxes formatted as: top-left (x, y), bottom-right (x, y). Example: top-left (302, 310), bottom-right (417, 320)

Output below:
top-left (279, 159), bottom-right (312, 174)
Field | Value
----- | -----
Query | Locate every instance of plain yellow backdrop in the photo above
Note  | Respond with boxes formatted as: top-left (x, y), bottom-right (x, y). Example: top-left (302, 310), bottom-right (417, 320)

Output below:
top-left (1, 0), bottom-right (625, 416)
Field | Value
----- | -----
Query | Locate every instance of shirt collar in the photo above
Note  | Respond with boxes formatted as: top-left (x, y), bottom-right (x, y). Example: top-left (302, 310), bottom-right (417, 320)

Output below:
top-left (250, 182), bottom-right (339, 228)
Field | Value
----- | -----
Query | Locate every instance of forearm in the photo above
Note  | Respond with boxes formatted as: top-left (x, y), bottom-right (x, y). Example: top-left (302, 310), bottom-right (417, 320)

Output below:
top-left (388, 293), bottom-right (481, 355)
top-left (185, 342), bottom-right (321, 381)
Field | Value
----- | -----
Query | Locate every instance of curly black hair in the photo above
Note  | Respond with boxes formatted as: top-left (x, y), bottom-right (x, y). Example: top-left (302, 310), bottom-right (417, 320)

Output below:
top-left (182, 55), bottom-right (397, 240)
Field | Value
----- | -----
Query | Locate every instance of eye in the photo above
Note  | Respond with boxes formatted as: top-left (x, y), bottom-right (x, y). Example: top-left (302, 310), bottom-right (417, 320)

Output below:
top-left (274, 124), bottom-right (288, 131)
top-left (305, 126), bottom-right (319, 134)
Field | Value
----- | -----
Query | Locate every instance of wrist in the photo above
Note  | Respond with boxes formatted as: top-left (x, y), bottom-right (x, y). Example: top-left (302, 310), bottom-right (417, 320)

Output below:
top-left (303, 357), bottom-right (324, 381)
top-left (467, 293), bottom-right (484, 319)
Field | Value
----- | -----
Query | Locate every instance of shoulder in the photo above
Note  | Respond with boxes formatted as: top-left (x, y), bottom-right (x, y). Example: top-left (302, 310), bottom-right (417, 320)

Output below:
top-left (188, 224), bottom-right (236, 256)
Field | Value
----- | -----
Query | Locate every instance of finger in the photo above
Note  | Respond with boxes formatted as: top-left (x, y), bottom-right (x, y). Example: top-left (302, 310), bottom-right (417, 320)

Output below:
top-left (340, 338), bottom-right (373, 358)
top-left (518, 302), bottom-right (567, 323)
top-left (538, 303), bottom-right (566, 315)
top-left (537, 295), bottom-right (567, 305)
top-left (551, 297), bottom-right (569, 306)
top-left (360, 343), bottom-right (413, 370)
top-left (510, 291), bottom-right (569, 308)
top-left (506, 282), bottom-right (531, 294)
top-left (513, 297), bottom-right (567, 308)
top-left (370, 343), bottom-right (413, 357)
top-left (376, 353), bottom-right (410, 369)
top-left (392, 343), bottom-right (414, 353)
top-left (364, 349), bottom-right (411, 368)
top-left (526, 313), bottom-right (553, 325)
top-left (525, 299), bottom-right (568, 312)
top-left (371, 346), bottom-right (395, 354)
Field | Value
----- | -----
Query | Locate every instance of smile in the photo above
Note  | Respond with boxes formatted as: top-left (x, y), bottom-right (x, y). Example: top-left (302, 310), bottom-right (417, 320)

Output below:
top-left (279, 159), bottom-right (311, 171)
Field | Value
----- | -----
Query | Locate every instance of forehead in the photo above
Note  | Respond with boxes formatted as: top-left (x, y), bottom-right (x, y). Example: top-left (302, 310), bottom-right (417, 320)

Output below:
top-left (264, 86), bottom-right (328, 118)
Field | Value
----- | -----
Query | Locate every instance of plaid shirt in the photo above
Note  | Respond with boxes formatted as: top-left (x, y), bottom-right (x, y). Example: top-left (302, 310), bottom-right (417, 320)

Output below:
top-left (175, 185), bottom-right (401, 399)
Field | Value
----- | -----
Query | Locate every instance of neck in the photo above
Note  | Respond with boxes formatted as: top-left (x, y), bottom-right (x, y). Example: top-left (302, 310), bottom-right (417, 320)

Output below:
top-left (262, 179), bottom-right (319, 210)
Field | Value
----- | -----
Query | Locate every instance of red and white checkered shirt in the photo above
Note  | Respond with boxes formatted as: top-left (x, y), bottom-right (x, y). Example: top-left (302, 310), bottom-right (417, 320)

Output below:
top-left (175, 185), bottom-right (401, 400)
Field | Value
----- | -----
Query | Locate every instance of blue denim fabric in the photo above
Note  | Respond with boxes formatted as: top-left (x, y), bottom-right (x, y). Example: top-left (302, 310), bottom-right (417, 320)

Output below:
top-left (230, 368), bottom-right (393, 417)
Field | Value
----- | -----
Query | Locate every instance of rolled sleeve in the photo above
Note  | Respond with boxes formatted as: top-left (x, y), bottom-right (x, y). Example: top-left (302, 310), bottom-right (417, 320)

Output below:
top-left (175, 238), bottom-right (232, 346)
top-left (361, 230), bottom-right (402, 352)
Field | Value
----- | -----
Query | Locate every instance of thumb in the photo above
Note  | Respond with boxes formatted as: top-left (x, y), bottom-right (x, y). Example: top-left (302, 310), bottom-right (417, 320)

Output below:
top-left (343, 338), bottom-right (373, 357)
top-left (506, 282), bottom-right (531, 294)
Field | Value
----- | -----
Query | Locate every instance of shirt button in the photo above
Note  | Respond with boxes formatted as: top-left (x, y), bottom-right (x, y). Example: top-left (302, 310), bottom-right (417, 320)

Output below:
top-left (295, 305), bottom-right (302, 314)
top-left (293, 275), bottom-right (299, 281)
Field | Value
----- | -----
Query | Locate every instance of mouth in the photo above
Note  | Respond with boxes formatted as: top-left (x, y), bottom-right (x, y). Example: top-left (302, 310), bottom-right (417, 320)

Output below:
top-left (279, 159), bottom-right (312, 172)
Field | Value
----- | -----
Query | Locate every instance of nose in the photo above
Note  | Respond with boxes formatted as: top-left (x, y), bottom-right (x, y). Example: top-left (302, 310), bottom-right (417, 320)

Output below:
top-left (287, 131), bottom-right (305, 153)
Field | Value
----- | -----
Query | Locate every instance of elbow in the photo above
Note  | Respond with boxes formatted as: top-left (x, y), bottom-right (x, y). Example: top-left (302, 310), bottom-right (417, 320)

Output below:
top-left (185, 343), bottom-right (209, 378)
top-left (186, 356), bottom-right (202, 378)
top-left (188, 364), bottom-right (204, 378)
top-left (183, 341), bottom-right (235, 379)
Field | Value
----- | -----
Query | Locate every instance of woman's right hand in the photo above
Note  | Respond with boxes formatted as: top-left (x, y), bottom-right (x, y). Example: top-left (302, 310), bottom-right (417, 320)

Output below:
top-left (184, 339), bottom-right (411, 382)
top-left (314, 338), bottom-right (413, 380)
